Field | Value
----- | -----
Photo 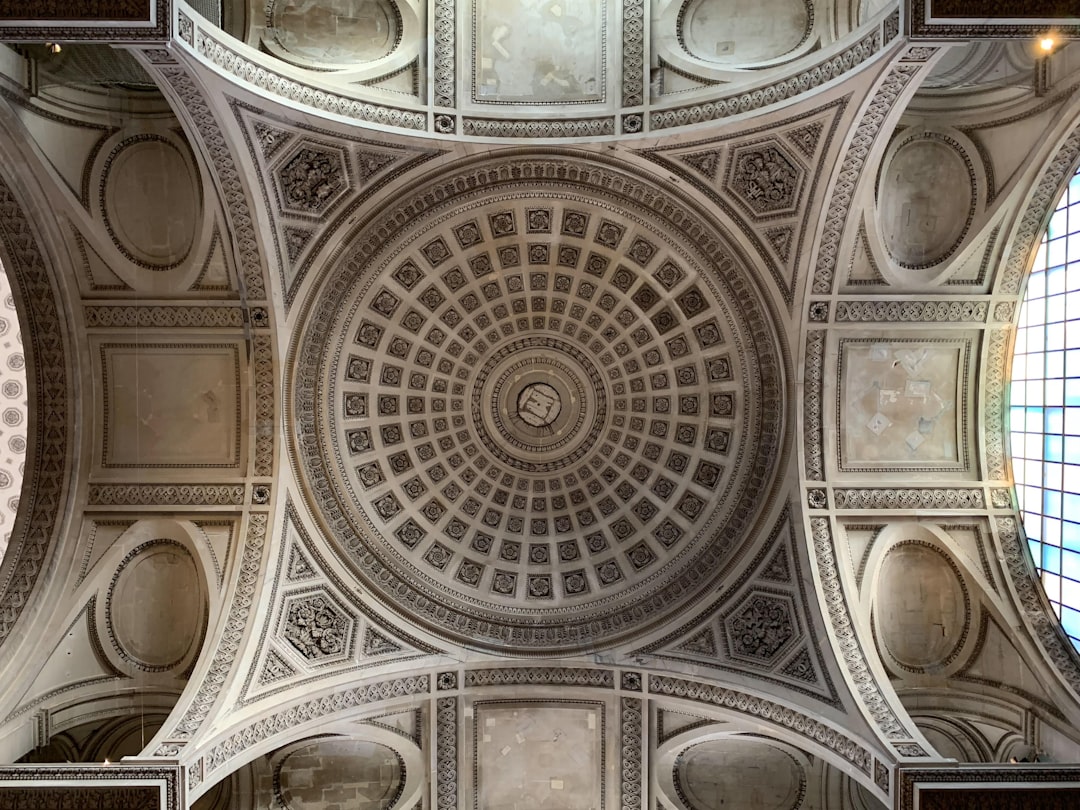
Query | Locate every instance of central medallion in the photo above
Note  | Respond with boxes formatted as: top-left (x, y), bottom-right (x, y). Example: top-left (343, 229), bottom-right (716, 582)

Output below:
top-left (517, 382), bottom-right (561, 427)
top-left (474, 337), bottom-right (606, 473)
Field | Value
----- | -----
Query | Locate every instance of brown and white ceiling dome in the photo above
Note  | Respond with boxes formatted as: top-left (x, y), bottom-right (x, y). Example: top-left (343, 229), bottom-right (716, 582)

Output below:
top-left (291, 151), bottom-right (787, 653)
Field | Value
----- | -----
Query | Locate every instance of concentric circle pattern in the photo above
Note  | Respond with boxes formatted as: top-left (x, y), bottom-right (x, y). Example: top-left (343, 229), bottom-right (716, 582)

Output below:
top-left (294, 155), bottom-right (785, 652)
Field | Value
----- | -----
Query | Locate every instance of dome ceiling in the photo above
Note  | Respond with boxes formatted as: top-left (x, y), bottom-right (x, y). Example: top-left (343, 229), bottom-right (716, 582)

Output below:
top-left (292, 153), bottom-right (788, 653)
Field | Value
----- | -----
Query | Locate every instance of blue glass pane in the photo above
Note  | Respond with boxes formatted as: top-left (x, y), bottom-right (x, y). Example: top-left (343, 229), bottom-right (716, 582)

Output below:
top-left (1063, 549), bottom-right (1080, 581)
top-left (1047, 406), bottom-right (1065, 432)
top-left (1044, 489), bottom-right (1062, 517)
top-left (1045, 378), bottom-right (1063, 405)
top-left (1067, 378), bottom-right (1080, 405)
top-left (1064, 520), bottom-right (1080, 552)
top-left (1048, 322), bottom-right (1066, 350)
top-left (1044, 516), bottom-right (1062, 546)
top-left (1049, 237), bottom-right (1068, 267)
top-left (1061, 605), bottom-right (1080, 639)
top-left (1049, 265), bottom-right (1068, 295)
top-left (1045, 435), bottom-right (1063, 462)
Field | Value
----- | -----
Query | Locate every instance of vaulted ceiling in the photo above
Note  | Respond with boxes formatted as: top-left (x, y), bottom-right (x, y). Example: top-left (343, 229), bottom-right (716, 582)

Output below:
top-left (1, 2), bottom-right (1080, 809)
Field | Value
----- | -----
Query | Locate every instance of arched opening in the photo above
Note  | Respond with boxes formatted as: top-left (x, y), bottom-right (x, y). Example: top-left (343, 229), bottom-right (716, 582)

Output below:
top-left (1009, 161), bottom-right (1080, 649)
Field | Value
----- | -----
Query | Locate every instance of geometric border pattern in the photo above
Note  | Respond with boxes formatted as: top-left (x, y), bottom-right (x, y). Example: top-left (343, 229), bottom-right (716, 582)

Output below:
top-left (0, 173), bottom-right (71, 652)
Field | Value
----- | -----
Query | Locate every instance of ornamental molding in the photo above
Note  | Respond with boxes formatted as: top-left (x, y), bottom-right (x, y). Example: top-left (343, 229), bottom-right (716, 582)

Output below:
top-left (148, 60), bottom-right (267, 300)
top-left (188, 24), bottom-right (426, 132)
top-left (203, 675), bottom-right (430, 774)
top-left (641, 98), bottom-right (847, 307)
top-left (621, 0), bottom-right (644, 108)
top-left (833, 489), bottom-right (984, 510)
top-left (0, 764), bottom-right (182, 810)
top-left (237, 502), bottom-right (438, 706)
top-left (649, 674), bottom-right (873, 773)
top-left (253, 334), bottom-right (275, 476)
top-left (999, 124), bottom-right (1080, 295)
top-left (983, 329), bottom-right (1008, 481)
top-left (158, 514), bottom-right (268, 744)
top-left (834, 300), bottom-right (988, 322)
top-left (463, 668), bottom-right (614, 689)
top-left (432, 0), bottom-right (455, 108)
top-left (803, 330), bottom-right (826, 481)
top-left (620, 697), bottom-right (643, 810)
top-left (87, 485), bottom-right (245, 507)
top-left (461, 118), bottom-right (616, 138)
top-left (0, 172), bottom-right (71, 654)
top-left (996, 517), bottom-right (1080, 696)
top-left (809, 517), bottom-right (912, 742)
top-left (637, 507), bottom-right (841, 707)
top-left (436, 695), bottom-right (458, 810)
top-left (650, 25), bottom-right (884, 131)
top-left (813, 56), bottom-right (932, 294)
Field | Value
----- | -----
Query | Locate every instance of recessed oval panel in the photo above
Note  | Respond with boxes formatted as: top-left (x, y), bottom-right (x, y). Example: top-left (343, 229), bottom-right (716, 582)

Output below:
top-left (877, 543), bottom-right (967, 670)
top-left (104, 139), bottom-right (198, 267)
top-left (879, 134), bottom-right (974, 269)
top-left (110, 544), bottom-right (202, 669)
top-left (279, 739), bottom-right (402, 810)
top-left (680, 0), bottom-right (810, 65)
top-left (678, 738), bottom-right (802, 810)
top-left (270, 0), bottom-right (400, 65)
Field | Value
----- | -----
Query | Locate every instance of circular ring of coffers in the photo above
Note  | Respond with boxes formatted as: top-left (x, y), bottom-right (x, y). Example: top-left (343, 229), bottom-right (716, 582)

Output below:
top-left (291, 151), bottom-right (787, 653)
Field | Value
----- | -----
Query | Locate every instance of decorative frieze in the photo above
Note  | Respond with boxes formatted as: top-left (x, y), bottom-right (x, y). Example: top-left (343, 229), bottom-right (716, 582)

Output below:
top-left (84, 306), bottom-right (245, 328)
top-left (621, 0), bottom-right (645, 107)
top-left (433, 0), bottom-right (455, 107)
top-left (172, 514), bottom-right (268, 738)
top-left (809, 517), bottom-right (909, 740)
top-left (0, 176), bottom-right (69, 650)
top-left (834, 300), bottom-right (987, 322)
top-left (813, 62), bottom-right (924, 294)
top-left (87, 485), bottom-right (245, 506)
top-left (620, 697), bottom-right (642, 810)
top-left (193, 31), bottom-right (425, 131)
top-left (833, 488), bottom-right (984, 510)
top-left (649, 674), bottom-right (872, 773)
top-left (804, 330), bottom-right (825, 481)
top-left (464, 668), bottom-right (613, 688)
top-left (983, 329), bottom-right (1008, 480)
top-left (461, 118), bottom-right (616, 138)
top-left (436, 695), bottom-right (458, 810)
top-left (650, 29), bottom-right (879, 131)
top-left (204, 676), bottom-right (429, 772)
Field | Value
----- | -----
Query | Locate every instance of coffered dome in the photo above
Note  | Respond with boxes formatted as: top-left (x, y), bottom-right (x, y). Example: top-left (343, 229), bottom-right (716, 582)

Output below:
top-left (291, 152), bottom-right (787, 653)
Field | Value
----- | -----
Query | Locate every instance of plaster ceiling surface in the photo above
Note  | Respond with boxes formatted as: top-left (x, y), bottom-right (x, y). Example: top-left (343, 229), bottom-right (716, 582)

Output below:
top-left (291, 151), bottom-right (787, 654)
top-left (10, 11), bottom-right (1080, 810)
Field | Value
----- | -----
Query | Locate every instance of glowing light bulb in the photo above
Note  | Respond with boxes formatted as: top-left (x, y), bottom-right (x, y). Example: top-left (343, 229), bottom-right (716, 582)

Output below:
top-left (1040, 37), bottom-right (1055, 52)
